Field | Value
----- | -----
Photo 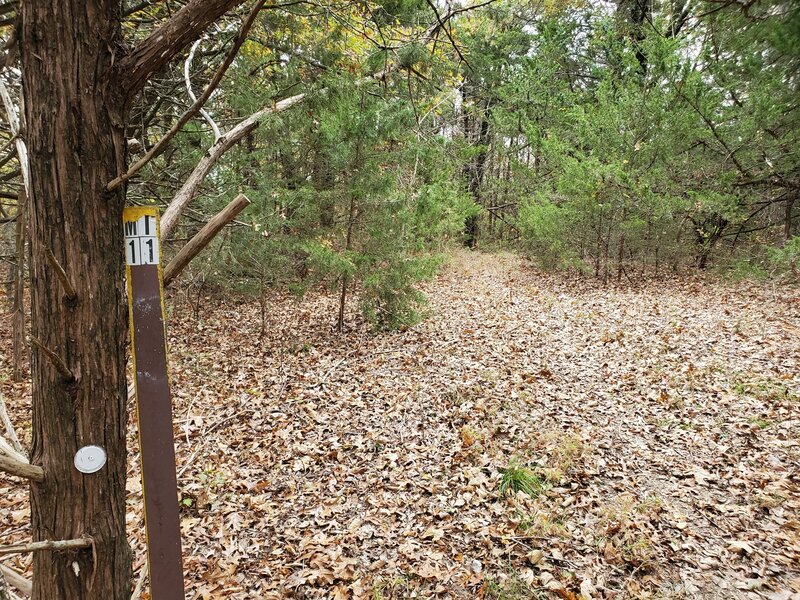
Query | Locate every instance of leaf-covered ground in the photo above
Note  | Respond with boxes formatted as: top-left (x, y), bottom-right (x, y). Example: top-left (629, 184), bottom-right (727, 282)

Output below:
top-left (1, 250), bottom-right (799, 599)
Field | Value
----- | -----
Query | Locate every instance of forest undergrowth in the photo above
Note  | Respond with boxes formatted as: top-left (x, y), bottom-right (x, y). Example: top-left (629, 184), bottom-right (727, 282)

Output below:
top-left (1, 250), bottom-right (798, 599)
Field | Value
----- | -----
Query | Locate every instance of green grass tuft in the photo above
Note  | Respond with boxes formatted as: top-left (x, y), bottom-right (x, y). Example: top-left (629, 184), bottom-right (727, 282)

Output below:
top-left (499, 459), bottom-right (546, 498)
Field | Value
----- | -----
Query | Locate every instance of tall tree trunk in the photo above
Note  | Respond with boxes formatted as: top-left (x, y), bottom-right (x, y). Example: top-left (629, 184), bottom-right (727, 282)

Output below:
top-left (312, 141), bottom-right (336, 228)
top-left (20, 3), bottom-right (131, 598)
top-left (693, 214), bottom-right (727, 269)
top-left (616, 0), bottom-right (652, 72)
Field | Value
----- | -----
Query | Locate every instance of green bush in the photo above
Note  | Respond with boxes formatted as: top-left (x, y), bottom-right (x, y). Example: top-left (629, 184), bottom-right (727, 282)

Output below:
top-left (719, 257), bottom-right (770, 281)
top-left (360, 255), bottom-right (440, 330)
top-left (517, 196), bottom-right (582, 270)
top-left (768, 236), bottom-right (800, 279)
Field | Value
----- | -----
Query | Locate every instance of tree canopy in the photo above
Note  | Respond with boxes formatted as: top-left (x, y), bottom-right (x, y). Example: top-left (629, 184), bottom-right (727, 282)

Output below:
top-left (110, 0), bottom-right (799, 328)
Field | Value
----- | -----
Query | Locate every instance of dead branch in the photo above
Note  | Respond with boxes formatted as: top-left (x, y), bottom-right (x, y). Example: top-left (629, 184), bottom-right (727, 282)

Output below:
top-left (11, 187), bottom-right (25, 381)
top-left (117, 0), bottom-right (247, 96)
top-left (0, 391), bottom-right (23, 457)
top-left (107, 0), bottom-right (265, 191)
top-left (0, 538), bottom-right (91, 557)
top-left (0, 453), bottom-right (43, 482)
top-left (0, 437), bottom-right (25, 465)
top-left (0, 80), bottom-right (29, 198)
top-left (28, 336), bottom-right (75, 383)
top-left (163, 194), bottom-right (250, 286)
top-left (185, 39), bottom-right (222, 141)
top-left (160, 94), bottom-right (304, 240)
top-left (131, 562), bottom-right (149, 600)
top-left (424, 0), bottom-right (471, 70)
top-left (0, 564), bottom-right (31, 596)
top-left (0, 567), bottom-right (10, 600)
top-left (44, 247), bottom-right (77, 301)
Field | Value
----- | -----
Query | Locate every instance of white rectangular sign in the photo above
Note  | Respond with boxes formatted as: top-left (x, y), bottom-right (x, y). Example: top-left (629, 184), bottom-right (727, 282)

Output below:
top-left (124, 215), bottom-right (159, 266)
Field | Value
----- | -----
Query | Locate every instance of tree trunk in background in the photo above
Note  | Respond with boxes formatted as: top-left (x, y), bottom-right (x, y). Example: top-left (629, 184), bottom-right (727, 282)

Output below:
top-left (312, 141), bottom-right (336, 228)
top-left (616, 0), bottom-right (652, 72)
top-left (12, 188), bottom-right (26, 381)
top-left (462, 100), bottom-right (490, 249)
top-left (337, 194), bottom-right (357, 332)
top-left (693, 215), bottom-right (728, 269)
top-left (20, 3), bottom-right (131, 598)
top-left (785, 194), bottom-right (796, 243)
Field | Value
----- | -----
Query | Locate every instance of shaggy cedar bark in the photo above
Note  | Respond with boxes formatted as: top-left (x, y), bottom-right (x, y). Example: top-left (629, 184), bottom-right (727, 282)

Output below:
top-left (19, 2), bottom-right (131, 599)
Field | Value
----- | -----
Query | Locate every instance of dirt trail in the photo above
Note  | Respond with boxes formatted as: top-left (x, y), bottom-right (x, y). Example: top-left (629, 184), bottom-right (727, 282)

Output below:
top-left (1, 250), bottom-right (798, 599)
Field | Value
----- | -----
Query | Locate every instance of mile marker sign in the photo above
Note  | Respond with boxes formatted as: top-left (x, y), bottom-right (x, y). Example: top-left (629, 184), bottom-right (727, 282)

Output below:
top-left (124, 207), bottom-right (185, 600)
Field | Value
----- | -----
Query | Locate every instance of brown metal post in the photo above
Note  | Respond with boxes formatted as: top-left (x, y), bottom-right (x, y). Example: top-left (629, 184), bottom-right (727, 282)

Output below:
top-left (124, 207), bottom-right (185, 600)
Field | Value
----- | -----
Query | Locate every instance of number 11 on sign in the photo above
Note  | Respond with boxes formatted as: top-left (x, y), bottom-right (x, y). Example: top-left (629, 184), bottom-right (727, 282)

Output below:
top-left (124, 207), bottom-right (185, 600)
top-left (124, 213), bottom-right (160, 265)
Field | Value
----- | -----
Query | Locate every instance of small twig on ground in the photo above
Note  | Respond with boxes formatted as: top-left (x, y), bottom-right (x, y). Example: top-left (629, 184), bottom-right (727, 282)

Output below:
top-left (177, 408), bottom-right (257, 479)
top-left (317, 357), bottom-right (347, 388)
top-left (131, 561), bottom-right (149, 600)
top-left (183, 387), bottom-right (203, 447)
top-left (0, 564), bottom-right (31, 596)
